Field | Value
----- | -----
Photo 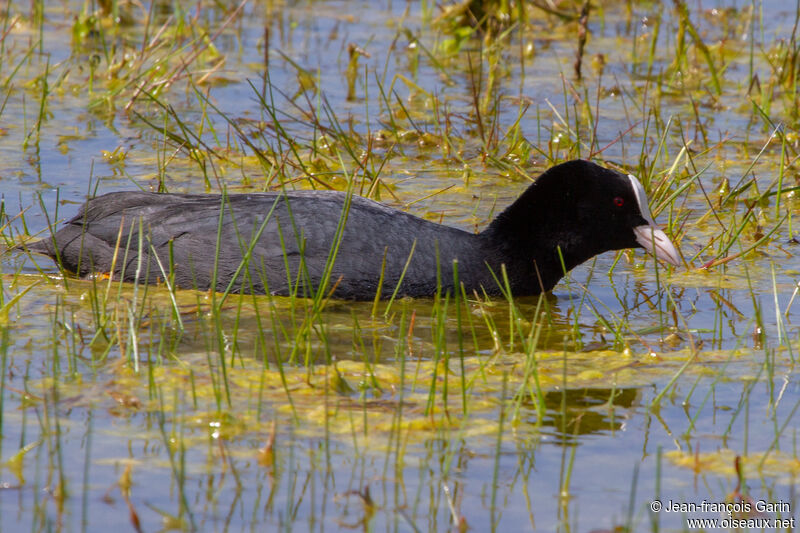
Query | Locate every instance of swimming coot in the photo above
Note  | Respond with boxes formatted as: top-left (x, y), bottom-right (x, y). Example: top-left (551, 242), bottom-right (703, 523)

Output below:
top-left (24, 160), bottom-right (680, 299)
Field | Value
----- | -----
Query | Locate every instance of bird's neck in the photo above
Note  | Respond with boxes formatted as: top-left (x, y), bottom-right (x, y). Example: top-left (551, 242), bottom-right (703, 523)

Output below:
top-left (482, 194), bottom-right (592, 294)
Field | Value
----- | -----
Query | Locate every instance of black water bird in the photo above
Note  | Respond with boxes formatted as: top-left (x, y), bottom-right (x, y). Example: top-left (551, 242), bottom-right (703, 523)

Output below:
top-left (24, 160), bottom-right (681, 299)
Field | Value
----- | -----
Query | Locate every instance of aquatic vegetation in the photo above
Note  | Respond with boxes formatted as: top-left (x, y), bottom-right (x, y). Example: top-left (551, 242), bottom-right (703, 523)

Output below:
top-left (0, 1), bottom-right (799, 531)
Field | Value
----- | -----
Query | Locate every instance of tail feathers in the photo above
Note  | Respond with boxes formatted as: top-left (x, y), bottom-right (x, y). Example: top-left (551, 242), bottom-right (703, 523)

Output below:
top-left (18, 237), bottom-right (54, 256)
top-left (17, 226), bottom-right (101, 276)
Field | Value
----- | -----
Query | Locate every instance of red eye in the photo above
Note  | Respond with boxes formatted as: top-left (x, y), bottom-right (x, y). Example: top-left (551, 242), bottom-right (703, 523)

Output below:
top-left (613, 196), bottom-right (625, 207)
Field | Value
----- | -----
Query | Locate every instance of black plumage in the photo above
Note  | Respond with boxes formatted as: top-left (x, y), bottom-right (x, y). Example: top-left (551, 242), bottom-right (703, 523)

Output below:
top-left (24, 160), bottom-right (680, 299)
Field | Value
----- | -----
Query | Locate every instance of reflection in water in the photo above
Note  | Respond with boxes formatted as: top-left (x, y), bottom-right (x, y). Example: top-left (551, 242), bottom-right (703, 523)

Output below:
top-left (143, 290), bottom-right (603, 365)
top-left (532, 387), bottom-right (641, 445)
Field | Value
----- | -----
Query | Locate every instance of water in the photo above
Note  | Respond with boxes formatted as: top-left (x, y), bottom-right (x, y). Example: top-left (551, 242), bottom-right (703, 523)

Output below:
top-left (1, 1), bottom-right (800, 531)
